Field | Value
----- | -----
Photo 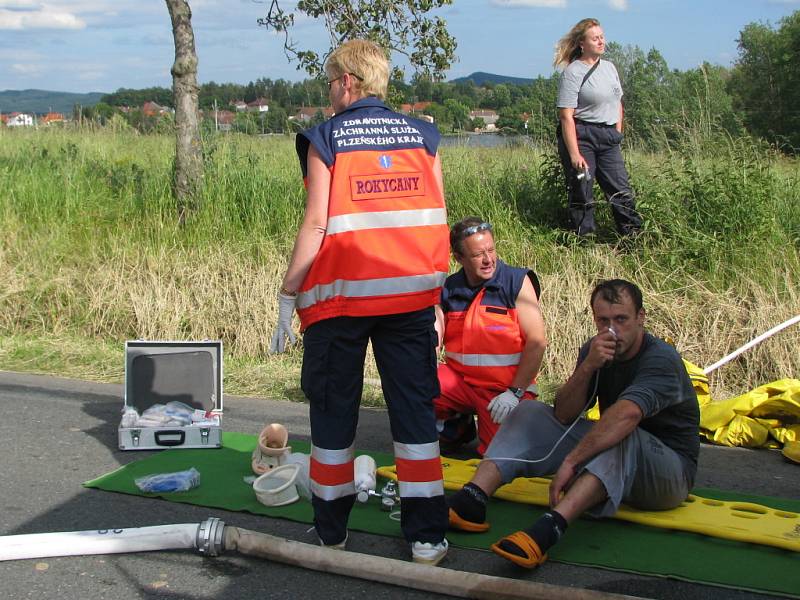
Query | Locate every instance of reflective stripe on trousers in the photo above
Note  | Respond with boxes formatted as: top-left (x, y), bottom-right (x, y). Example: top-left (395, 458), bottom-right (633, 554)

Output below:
top-left (310, 444), bottom-right (355, 501)
top-left (393, 441), bottom-right (444, 498)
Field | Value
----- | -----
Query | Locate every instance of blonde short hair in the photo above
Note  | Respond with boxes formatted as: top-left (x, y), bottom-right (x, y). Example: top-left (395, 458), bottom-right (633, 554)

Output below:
top-left (325, 39), bottom-right (389, 100)
top-left (553, 18), bottom-right (601, 69)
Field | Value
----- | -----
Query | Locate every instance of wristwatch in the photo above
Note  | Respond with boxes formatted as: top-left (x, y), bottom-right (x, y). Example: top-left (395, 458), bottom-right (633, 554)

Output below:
top-left (508, 386), bottom-right (525, 399)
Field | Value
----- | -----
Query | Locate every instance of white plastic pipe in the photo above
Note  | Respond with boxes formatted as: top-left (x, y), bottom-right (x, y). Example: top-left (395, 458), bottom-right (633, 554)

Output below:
top-left (703, 314), bottom-right (800, 375)
top-left (0, 524), bottom-right (200, 561)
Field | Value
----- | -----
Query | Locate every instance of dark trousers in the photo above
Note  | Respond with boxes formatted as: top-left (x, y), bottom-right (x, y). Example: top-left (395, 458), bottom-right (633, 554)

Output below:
top-left (557, 121), bottom-right (642, 236)
top-left (301, 307), bottom-right (448, 545)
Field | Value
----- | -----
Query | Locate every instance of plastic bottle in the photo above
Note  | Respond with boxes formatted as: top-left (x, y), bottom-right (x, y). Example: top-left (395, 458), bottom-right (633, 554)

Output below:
top-left (353, 455), bottom-right (377, 503)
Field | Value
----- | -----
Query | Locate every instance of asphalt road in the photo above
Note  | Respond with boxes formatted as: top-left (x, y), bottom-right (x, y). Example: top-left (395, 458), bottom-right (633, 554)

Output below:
top-left (0, 370), bottom-right (797, 600)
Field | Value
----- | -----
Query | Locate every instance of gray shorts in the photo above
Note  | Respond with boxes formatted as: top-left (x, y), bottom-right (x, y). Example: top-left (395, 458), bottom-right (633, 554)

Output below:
top-left (484, 401), bottom-right (691, 517)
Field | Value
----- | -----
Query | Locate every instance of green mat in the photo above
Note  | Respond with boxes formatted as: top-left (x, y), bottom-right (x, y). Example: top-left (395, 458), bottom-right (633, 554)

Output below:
top-left (85, 432), bottom-right (800, 598)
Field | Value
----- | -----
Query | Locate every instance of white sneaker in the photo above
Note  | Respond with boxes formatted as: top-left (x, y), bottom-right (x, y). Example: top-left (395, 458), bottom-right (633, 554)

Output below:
top-left (411, 539), bottom-right (448, 566)
top-left (319, 533), bottom-right (347, 550)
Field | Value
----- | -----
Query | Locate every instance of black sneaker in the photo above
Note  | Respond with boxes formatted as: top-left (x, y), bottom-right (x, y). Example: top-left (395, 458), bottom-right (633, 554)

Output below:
top-left (438, 413), bottom-right (477, 454)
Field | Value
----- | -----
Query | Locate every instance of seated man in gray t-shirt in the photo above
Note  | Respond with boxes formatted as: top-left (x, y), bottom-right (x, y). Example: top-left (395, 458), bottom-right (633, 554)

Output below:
top-left (446, 278), bottom-right (700, 568)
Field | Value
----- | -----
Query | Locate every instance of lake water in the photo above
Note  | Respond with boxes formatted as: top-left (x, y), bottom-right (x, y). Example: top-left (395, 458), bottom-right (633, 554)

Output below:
top-left (440, 133), bottom-right (533, 148)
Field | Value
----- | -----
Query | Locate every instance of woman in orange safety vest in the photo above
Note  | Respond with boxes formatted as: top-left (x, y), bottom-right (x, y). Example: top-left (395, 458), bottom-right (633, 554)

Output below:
top-left (269, 39), bottom-right (449, 566)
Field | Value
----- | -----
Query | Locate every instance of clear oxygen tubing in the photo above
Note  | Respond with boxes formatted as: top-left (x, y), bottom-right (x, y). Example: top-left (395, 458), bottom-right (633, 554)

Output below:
top-left (0, 519), bottom-right (225, 561)
top-left (489, 327), bottom-right (614, 466)
top-left (702, 314), bottom-right (800, 375)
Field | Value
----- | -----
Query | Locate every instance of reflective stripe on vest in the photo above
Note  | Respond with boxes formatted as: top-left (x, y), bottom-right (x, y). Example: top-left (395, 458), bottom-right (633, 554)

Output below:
top-left (297, 143), bottom-right (448, 330)
top-left (443, 286), bottom-right (527, 390)
top-left (297, 272), bottom-right (447, 311)
top-left (326, 207), bottom-right (447, 236)
top-left (393, 441), bottom-right (444, 498)
top-left (445, 351), bottom-right (522, 367)
top-left (310, 444), bottom-right (355, 501)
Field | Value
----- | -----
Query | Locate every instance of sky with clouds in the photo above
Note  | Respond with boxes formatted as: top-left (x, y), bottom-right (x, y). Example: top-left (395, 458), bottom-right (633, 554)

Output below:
top-left (1, 0), bottom-right (799, 94)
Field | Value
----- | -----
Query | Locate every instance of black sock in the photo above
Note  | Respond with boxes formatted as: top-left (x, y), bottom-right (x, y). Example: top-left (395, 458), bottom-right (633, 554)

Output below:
top-left (499, 510), bottom-right (568, 557)
top-left (447, 482), bottom-right (488, 523)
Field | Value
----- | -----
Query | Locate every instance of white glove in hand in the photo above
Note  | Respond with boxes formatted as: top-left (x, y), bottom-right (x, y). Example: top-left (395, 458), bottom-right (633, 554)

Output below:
top-left (269, 292), bottom-right (298, 354)
top-left (487, 390), bottom-right (519, 424)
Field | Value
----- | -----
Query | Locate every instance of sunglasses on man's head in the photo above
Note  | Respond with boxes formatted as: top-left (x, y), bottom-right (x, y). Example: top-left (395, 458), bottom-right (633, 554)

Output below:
top-left (459, 222), bottom-right (492, 239)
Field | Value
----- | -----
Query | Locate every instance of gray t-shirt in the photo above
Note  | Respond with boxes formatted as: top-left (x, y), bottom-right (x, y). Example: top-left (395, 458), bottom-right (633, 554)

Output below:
top-left (557, 59), bottom-right (623, 125)
top-left (578, 333), bottom-right (700, 477)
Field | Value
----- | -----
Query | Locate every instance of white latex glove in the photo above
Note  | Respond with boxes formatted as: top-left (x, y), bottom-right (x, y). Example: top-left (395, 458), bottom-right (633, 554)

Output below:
top-left (269, 292), bottom-right (298, 353)
top-left (487, 390), bottom-right (519, 424)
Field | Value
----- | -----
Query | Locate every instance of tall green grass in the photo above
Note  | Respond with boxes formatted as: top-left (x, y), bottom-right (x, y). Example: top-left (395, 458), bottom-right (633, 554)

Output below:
top-left (1, 126), bottom-right (798, 402)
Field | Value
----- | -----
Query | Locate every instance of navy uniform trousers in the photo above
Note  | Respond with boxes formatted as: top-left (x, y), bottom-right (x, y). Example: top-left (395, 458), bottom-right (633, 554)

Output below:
top-left (300, 307), bottom-right (448, 546)
top-left (558, 120), bottom-right (642, 236)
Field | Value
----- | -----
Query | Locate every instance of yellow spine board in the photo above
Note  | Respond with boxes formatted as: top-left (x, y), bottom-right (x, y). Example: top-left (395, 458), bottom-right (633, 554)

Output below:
top-left (377, 458), bottom-right (800, 553)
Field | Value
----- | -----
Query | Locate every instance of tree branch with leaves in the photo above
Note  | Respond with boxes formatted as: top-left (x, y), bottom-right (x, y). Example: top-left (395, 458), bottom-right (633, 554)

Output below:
top-left (258, 0), bottom-right (457, 81)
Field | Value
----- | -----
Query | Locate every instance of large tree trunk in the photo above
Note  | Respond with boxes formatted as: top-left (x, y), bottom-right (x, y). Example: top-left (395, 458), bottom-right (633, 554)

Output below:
top-left (166, 0), bottom-right (203, 223)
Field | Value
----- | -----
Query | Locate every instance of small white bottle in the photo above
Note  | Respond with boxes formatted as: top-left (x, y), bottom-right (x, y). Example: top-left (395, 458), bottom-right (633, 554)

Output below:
top-left (353, 455), bottom-right (377, 503)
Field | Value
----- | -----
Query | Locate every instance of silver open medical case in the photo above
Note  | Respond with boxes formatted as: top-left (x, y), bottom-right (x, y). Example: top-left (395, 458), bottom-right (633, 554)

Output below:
top-left (118, 340), bottom-right (223, 450)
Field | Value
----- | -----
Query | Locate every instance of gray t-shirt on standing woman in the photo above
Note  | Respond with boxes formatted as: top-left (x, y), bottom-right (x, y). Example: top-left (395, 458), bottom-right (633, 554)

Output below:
top-left (557, 59), bottom-right (623, 126)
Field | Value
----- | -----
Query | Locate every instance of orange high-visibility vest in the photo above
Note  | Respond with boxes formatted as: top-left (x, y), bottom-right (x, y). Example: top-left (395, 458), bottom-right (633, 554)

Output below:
top-left (295, 98), bottom-right (448, 330)
top-left (442, 261), bottom-right (539, 392)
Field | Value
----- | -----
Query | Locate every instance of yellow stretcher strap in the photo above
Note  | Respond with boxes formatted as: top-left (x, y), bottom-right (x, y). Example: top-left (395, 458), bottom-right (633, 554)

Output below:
top-left (377, 457), bottom-right (800, 554)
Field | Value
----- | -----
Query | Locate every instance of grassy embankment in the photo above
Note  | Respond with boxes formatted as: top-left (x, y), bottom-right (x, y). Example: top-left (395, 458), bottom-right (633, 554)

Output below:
top-left (1, 127), bottom-right (798, 405)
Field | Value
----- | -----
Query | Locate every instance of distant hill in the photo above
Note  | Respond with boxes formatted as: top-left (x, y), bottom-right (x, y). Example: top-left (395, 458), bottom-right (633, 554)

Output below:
top-left (450, 72), bottom-right (535, 86)
top-left (0, 89), bottom-right (106, 115)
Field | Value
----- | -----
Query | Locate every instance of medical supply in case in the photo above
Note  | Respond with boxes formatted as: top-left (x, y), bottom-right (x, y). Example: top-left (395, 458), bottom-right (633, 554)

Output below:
top-left (118, 340), bottom-right (223, 450)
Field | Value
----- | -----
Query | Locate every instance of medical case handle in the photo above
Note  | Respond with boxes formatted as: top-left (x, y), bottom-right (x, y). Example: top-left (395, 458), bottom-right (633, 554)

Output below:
top-left (155, 430), bottom-right (186, 447)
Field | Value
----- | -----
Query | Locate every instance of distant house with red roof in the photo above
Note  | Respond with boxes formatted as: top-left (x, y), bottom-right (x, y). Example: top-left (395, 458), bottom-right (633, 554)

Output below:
top-left (215, 110), bottom-right (235, 125)
top-left (399, 101), bottom-right (432, 115)
top-left (5, 112), bottom-right (34, 127)
top-left (214, 109), bottom-right (235, 131)
top-left (41, 112), bottom-right (65, 125)
top-left (246, 98), bottom-right (269, 113)
top-left (142, 101), bottom-right (170, 117)
top-left (291, 106), bottom-right (334, 123)
top-left (469, 109), bottom-right (499, 126)
top-left (230, 99), bottom-right (247, 111)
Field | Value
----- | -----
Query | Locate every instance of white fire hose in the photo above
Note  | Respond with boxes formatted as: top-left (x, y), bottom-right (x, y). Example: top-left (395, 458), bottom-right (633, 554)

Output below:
top-left (0, 518), bottom-right (642, 600)
top-left (0, 518), bottom-right (224, 561)
top-left (703, 314), bottom-right (800, 375)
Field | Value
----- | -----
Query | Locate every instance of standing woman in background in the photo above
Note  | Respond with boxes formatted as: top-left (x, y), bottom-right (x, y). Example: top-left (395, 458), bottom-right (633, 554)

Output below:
top-left (555, 18), bottom-right (641, 238)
